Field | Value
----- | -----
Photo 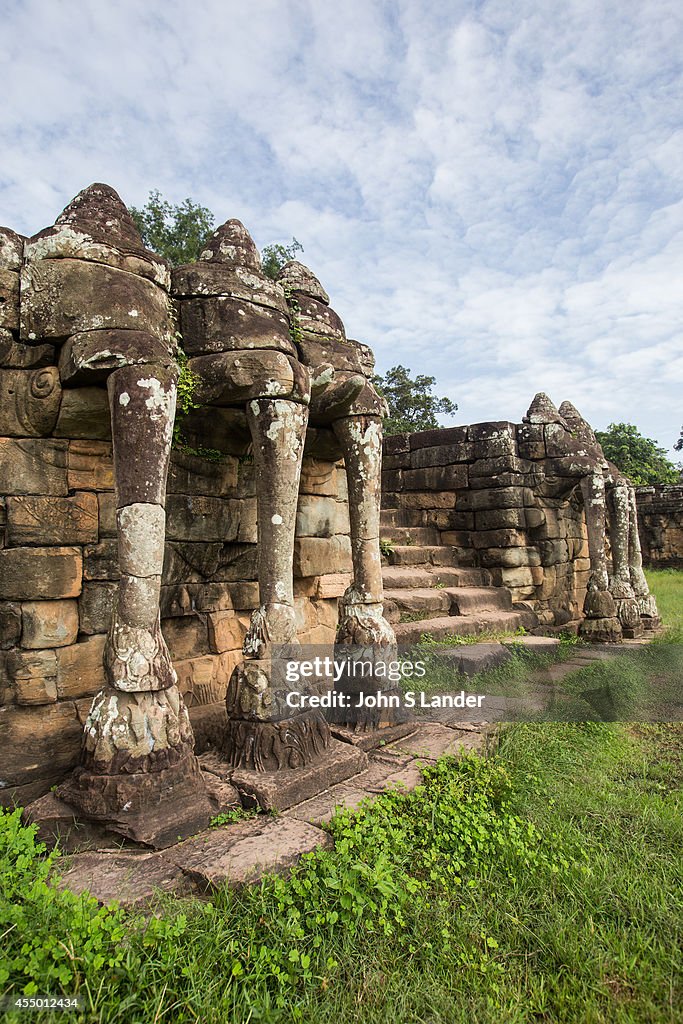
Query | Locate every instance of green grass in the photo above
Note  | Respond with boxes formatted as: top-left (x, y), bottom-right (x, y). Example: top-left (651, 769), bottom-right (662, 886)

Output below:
top-left (2, 722), bottom-right (681, 1023)
top-left (646, 568), bottom-right (683, 642)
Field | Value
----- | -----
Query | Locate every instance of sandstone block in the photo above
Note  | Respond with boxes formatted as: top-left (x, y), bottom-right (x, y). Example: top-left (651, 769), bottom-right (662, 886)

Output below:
top-left (162, 542), bottom-right (258, 585)
top-left (469, 456), bottom-right (530, 477)
top-left (78, 582), bottom-right (117, 634)
top-left (300, 458), bottom-right (342, 496)
top-left (409, 442), bottom-right (474, 468)
top-left (174, 655), bottom-right (222, 706)
top-left (296, 495), bottom-right (349, 537)
top-left (21, 600), bottom-right (79, 649)
top-left (383, 434), bottom-right (410, 456)
top-left (0, 367), bottom-right (62, 437)
top-left (172, 262), bottom-right (288, 313)
top-left (8, 649), bottom-right (58, 704)
top-left (6, 492), bottom-right (98, 546)
top-left (0, 268), bottom-right (19, 330)
top-left (68, 440), bottom-right (114, 491)
top-left (166, 494), bottom-right (240, 543)
top-left (0, 700), bottom-right (82, 786)
top-left (20, 258), bottom-right (171, 341)
top-left (97, 492), bottom-right (116, 536)
top-left (409, 425), bottom-right (468, 450)
top-left (0, 439), bottom-right (68, 496)
top-left (55, 635), bottom-right (107, 699)
top-left (180, 295), bottom-right (295, 356)
top-left (207, 611), bottom-right (250, 654)
top-left (53, 387), bottom-right (111, 439)
top-left (167, 450), bottom-right (238, 496)
top-left (160, 581), bottom-right (259, 618)
top-left (471, 529), bottom-right (527, 549)
top-left (0, 547), bottom-right (82, 600)
top-left (161, 616), bottom-right (209, 661)
top-left (0, 602), bottom-right (21, 649)
top-left (58, 330), bottom-right (171, 384)
top-left (84, 540), bottom-right (120, 581)
top-left (0, 332), bottom-right (55, 370)
top-left (237, 498), bottom-right (258, 543)
top-left (480, 546), bottom-right (541, 568)
top-left (315, 573), bottom-right (352, 599)
top-left (188, 350), bottom-right (296, 404)
top-left (396, 491), bottom-right (458, 510)
top-left (475, 507), bottom-right (528, 531)
top-left (293, 535), bottom-right (352, 577)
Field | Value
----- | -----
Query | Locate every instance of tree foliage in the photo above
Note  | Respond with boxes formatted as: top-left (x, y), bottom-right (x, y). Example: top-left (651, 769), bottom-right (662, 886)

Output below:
top-left (595, 422), bottom-right (680, 486)
top-left (130, 190), bottom-right (215, 266)
top-left (372, 364), bottom-right (458, 436)
top-left (261, 238), bottom-right (304, 280)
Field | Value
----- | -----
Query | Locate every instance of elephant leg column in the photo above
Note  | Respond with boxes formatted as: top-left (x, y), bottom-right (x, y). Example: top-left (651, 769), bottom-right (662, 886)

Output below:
top-left (627, 485), bottom-right (660, 629)
top-left (332, 415), bottom-right (395, 645)
top-left (579, 470), bottom-right (622, 642)
top-left (224, 398), bottom-right (331, 773)
top-left (608, 481), bottom-right (642, 637)
top-left (332, 416), bottom-right (399, 733)
top-left (59, 362), bottom-right (212, 847)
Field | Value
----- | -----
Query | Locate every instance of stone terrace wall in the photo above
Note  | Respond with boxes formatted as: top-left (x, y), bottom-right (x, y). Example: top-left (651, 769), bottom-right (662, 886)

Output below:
top-left (636, 485), bottom-right (683, 568)
top-left (382, 422), bottom-right (590, 628)
top-left (0, 394), bottom-right (351, 806)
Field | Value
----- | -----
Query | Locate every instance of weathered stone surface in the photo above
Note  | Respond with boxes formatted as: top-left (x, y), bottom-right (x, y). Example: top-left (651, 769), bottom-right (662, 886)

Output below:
top-left (167, 450), bottom-right (238, 496)
top-left (6, 492), bottom-right (98, 546)
top-left (231, 740), bottom-right (368, 812)
top-left (295, 495), bottom-right (349, 537)
top-left (401, 465), bottom-right (468, 491)
top-left (53, 387), bottom-right (111, 439)
top-left (21, 600), bottom-right (79, 649)
top-left (78, 582), bottom-right (117, 635)
top-left (385, 724), bottom-right (478, 761)
top-left (0, 268), bottom-right (19, 330)
top-left (57, 849), bottom-right (190, 905)
top-left (0, 439), bottom-right (68, 496)
top-left (161, 616), bottom-right (209, 662)
top-left (165, 815), bottom-right (332, 888)
top-left (60, 753), bottom-right (212, 848)
top-left (117, 503), bottom-right (166, 577)
top-left (68, 440), bottom-right (114, 491)
top-left (108, 363), bottom-right (177, 507)
top-left (293, 535), bottom-right (352, 577)
top-left (0, 331), bottom-right (55, 369)
top-left (166, 494), bottom-right (240, 543)
top-left (174, 654), bottom-right (222, 706)
top-left (58, 330), bottom-right (172, 384)
top-left (207, 611), bottom-right (250, 654)
top-left (83, 540), bottom-right (120, 581)
top-left (0, 602), bottom-right (22, 649)
top-left (409, 425), bottom-right (468, 450)
top-left (7, 649), bottom-right (58, 704)
top-left (56, 636), bottom-right (107, 699)
top-left (198, 218), bottom-right (263, 270)
top-left (189, 349), bottom-right (297, 405)
top-left (0, 701), bottom-right (82, 786)
top-left (26, 183), bottom-right (170, 286)
top-left (160, 581), bottom-right (259, 617)
top-left (0, 547), bottom-right (82, 600)
top-left (21, 258), bottom-right (172, 342)
top-left (172, 262), bottom-right (288, 313)
top-left (0, 367), bottom-right (62, 436)
top-left (162, 541), bottom-right (258, 585)
top-left (180, 295), bottom-right (295, 356)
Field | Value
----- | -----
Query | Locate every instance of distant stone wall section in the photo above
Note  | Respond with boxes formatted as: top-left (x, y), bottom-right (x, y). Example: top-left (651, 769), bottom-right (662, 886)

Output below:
top-left (636, 485), bottom-right (683, 568)
top-left (383, 421), bottom-right (589, 629)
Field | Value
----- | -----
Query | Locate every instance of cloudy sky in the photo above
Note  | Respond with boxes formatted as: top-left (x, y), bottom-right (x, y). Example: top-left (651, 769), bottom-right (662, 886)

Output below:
top-left (2, 0), bottom-right (682, 454)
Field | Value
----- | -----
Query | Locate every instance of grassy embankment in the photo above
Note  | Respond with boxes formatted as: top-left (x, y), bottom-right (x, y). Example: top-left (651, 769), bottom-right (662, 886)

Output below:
top-left (1, 572), bottom-right (681, 1023)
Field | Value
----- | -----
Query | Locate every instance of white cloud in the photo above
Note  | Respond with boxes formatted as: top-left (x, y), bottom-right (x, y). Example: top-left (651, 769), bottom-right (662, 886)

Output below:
top-left (1, 0), bottom-right (682, 454)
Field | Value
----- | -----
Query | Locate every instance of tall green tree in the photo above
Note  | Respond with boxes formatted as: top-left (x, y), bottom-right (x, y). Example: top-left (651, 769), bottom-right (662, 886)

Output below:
top-left (130, 190), bottom-right (215, 266)
top-left (595, 423), bottom-right (680, 485)
top-left (372, 365), bottom-right (458, 436)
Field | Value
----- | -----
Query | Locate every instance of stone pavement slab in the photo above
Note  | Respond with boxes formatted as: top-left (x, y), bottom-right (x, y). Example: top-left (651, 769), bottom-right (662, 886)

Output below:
top-left (57, 850), bottom-right (191, 906)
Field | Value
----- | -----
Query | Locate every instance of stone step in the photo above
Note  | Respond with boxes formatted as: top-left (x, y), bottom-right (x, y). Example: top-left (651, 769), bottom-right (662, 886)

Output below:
top-left (381, 565), bottom-right (491, 590)
top-left (394, 609), bottom-right (537, 645)
top-left (379, 508), bottom-right (429, 528)
top-left (380, 526), bottom-right (441, 545)
top-left (384, 587), bottom-right (452, 616)
top-left (383, 545), bottom-right (475, 568)
top-left (445, 586), bottom-right (512, 614)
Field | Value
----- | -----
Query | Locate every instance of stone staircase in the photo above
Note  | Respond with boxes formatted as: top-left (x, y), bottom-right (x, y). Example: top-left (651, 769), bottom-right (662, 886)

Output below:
top-left (380, 508), bottom-right (538, 643)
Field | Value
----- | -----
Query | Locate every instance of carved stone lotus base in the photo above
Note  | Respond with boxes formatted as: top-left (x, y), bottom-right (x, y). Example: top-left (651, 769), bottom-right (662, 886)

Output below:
top-left (223, 710), bottom-right (331, 772)
top-left (580, 588), bottom-right (623, 643)
top-left (56, 754), bottom-right (213, 848)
